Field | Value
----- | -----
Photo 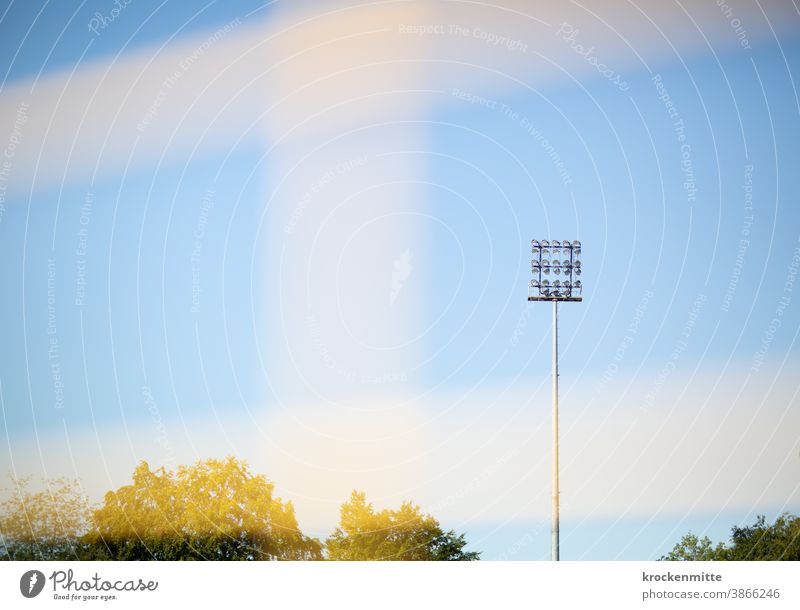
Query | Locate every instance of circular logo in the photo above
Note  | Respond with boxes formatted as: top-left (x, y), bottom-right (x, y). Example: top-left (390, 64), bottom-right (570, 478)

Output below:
top-left (20, 570), bottom-right (46, 598)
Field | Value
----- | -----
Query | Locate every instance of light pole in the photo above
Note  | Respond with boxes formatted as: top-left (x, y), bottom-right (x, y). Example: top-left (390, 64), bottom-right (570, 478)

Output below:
top-left (528, 239), bottom-right (583, 561)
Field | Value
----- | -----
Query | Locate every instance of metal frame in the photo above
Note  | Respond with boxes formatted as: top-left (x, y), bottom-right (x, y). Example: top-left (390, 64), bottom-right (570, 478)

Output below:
top-left (527, 239), bottom-right (583, 562)
top-left (528, 239), bottom-right (583, 302)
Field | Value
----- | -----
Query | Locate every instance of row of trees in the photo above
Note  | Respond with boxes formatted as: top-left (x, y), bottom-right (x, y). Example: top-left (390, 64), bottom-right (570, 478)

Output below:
top-left (3, 456), bottom-right (796, 561)
top-left (0, 457), bottom-right (478, 561)
top-left (661, 514), bottom-right (800, 561)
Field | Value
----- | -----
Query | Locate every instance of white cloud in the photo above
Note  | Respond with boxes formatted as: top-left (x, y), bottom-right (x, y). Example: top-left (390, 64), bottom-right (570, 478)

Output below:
top-left (2, 0), bottom-right (795, 196)
top-left (4, 361), bottom-right (797, 536)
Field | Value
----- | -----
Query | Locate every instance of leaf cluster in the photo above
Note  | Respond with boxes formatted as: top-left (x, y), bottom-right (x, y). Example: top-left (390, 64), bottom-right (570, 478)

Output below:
top-left (2, 460), bottom-right (477, 561)
top-left (325, 491), bottom-right (479, 561)
top-left (661, 513), bottom-right (800, 561)
top-left (0, 477), bottom-right (92, 560)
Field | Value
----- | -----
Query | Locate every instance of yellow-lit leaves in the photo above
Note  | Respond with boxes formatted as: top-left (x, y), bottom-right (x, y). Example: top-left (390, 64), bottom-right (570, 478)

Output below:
top-left (91, 457), bottom-right (321, 560)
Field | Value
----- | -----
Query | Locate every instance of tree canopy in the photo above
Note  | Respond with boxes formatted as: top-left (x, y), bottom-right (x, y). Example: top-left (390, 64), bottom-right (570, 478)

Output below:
top-left (325, 491), bottom-right (479, 560)
top-left (662, 513), bottom-right (800, 561)
top-left (0, 476), bottom-right (91, 560)
top-left (1, 460), bottom-right (483, 561)
top-left (87, 457), bottom-right (321, 560)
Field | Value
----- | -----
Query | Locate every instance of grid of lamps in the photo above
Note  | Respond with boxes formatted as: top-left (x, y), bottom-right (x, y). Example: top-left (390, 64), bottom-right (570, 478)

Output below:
top-left (529, 239), bottom-right (582, 301)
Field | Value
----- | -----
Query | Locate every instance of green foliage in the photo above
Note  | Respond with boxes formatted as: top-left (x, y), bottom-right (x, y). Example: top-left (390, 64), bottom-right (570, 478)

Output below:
top-left (87, 457), bottom-right (322, 560)
top-left (0, 476), bottom-right (92, 560)
top-left (662, 513), bottom-right (800, 561)
top-left (723, 514), bottom-right (800, 560)
top-left (325, 491), bottom-right (479, 561)
top-left (2, 462), bottom-right (481, 561)
top-left (660, 533), bottom-right (725, 561)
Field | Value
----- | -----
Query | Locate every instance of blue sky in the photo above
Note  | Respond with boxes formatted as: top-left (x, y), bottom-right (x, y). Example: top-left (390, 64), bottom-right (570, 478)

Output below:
top-left (0, 0), bottom-right (269, 83)
top-left (1, 0), bottom-right (799, 559)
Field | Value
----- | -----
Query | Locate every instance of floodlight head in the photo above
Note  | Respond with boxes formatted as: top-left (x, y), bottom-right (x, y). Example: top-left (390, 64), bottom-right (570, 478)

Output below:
top-left (528, 238), bottom-right (583, 302)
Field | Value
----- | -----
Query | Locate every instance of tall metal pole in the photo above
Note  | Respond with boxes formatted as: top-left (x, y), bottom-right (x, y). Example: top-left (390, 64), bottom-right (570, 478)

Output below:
top-left (551, 299), bottom-right (560, 561)
top-left (529, 239), bottom-right (581, 561)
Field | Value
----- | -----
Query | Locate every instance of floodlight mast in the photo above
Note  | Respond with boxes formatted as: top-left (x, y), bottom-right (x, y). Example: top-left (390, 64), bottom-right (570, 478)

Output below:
top-left (528, 239), bottom-right (583, 561)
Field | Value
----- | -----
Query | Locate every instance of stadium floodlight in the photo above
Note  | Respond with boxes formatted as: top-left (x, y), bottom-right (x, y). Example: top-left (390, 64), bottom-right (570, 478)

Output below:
top-left (529, 240), bottom-right (582, 302)
top-left (527, 238), bottom-right (585, 562)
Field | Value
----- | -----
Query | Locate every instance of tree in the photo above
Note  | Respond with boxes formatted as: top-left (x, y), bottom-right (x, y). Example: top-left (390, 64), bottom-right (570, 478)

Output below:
top-left (325, 491), bottom-right (479, 560)
top-left (87, 457), bottom-right (321, 560)
top-left (0, 476), bottom-right (92, 560)
top-left (660, 533), bottom-right (725, 561)
top-left (724, 514), bottom-right (800, 560)
top-left (661, 513), bottom-right (800, 561)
